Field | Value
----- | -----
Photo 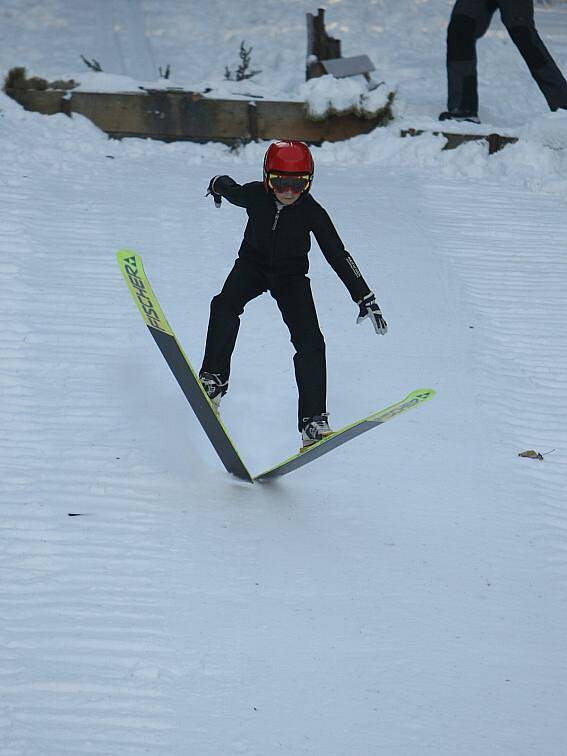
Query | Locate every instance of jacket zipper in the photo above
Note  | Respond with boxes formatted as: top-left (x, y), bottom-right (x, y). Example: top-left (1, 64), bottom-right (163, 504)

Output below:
top-left (272, 206), bottom-right (282, 231)
top-left (270, 205), bottom-right (283, 265)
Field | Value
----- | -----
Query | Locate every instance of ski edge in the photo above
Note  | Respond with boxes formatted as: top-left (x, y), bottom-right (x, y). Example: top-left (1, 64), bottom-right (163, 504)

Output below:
top-left (117, 249), bottom-right (254, 483)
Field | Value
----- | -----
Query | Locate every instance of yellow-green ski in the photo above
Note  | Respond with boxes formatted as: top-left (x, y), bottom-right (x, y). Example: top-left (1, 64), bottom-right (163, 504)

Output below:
top-left (117, 250), bottom-right (254, 483)
top-left (118, 250), bottom-right (435, 484)
top-left (255, 389), bottom-right (435, 481)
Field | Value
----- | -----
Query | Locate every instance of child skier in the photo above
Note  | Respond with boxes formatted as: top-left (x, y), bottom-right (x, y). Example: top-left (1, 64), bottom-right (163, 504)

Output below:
top-left (200, 140), bottom-right (387, 449)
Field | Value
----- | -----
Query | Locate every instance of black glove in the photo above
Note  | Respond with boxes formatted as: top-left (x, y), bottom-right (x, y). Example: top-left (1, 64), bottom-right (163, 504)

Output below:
top-left (356, 293), bottom-right (388, 335)
top-left (205, 176), bottom-right (222, 208)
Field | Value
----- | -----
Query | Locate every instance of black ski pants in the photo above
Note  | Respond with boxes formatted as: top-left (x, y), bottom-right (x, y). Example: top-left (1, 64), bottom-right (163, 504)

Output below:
top-left (201, 258), bottom-right (326, 430)
top-left (447, 0), bottom-right (567, 113)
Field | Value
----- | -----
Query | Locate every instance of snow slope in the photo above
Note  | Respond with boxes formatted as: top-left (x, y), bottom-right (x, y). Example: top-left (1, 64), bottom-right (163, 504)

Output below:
top-left (1, 2), bottom-right (567, 755)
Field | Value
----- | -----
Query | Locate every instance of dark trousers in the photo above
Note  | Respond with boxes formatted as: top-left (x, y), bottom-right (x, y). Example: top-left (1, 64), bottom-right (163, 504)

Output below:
top-left (201, 258), bottom-right (327, 430)
top-left (447, 0), bottom-right (567, 113)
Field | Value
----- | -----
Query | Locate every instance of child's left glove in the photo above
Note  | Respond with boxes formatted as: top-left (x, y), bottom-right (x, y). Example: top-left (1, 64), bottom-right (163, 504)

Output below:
top-left (356, 293), bottom-right (388, 335)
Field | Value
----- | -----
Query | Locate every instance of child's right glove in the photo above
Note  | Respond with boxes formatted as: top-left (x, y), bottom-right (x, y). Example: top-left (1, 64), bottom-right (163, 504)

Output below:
top-left (205, 176), bottom-right (223, 208)
top-left (356, 293), bottom-right (388, 335)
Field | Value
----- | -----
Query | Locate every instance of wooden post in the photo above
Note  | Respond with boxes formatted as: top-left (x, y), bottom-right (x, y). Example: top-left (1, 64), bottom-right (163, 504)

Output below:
top-left (306, 8), bottom-right (341, 80)
top-left (306, 11), bottom-right (324, 79)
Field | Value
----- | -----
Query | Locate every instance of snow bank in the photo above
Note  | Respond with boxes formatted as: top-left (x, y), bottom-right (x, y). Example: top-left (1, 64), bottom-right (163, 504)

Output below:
top-left (4, 82), bottom-right (565, 204)
top-left (307, 121), bottom-right (567, 204)
top-left (2, 3), bottom-right (567, 755)
top-left (300, 74), bottom-right (394, 119)
top-left (517, 109), bottom-right (567, 150)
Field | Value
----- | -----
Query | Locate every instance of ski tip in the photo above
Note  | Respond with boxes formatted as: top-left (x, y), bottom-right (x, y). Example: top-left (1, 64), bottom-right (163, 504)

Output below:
top-left (408, 388), bottom-right (436, 400)
top-left (399, 388), bottom-right (436, 408)
top-left (117, 248), bottom-right (140, 263)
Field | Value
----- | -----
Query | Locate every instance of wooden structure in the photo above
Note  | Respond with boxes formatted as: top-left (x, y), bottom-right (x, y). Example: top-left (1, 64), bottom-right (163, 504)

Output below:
top-left (5, 86), bottom-right (392, 143)
top-left (306, 8), bottom-right (377, 86)
top-left (4, 68), bottom-right (517, 154)
top-left (401, 128), bottom-right (518, 155)
top-left (306, 8), bottom-right (342, 79)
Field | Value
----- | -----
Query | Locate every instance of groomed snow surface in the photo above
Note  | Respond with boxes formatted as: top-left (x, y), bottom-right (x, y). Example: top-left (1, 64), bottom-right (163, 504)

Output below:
top-left (1, 2), bottom-right (567, 755)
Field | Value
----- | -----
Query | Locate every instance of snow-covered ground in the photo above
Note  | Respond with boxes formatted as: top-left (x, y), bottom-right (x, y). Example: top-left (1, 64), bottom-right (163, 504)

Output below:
top-left (1, 2), bottom-right (567, 755)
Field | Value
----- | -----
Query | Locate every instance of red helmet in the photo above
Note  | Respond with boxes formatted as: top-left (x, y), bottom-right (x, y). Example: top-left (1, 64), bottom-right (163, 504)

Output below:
top-left (263, 140), bottom-right (314, 192)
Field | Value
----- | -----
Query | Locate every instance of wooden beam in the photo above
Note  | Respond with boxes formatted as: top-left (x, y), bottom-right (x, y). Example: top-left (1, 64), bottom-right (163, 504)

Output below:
top-left (400, 128), bottom-right (518, 154)
top-left (5, 87), bottom-right (393, 144)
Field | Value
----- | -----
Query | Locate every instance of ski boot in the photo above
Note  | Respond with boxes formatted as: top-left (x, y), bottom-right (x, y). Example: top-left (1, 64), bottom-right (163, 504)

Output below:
top-left (300, 413), bottom-right (333, 451)
top-left (439, 109), bottom-right (480, 125)
top-left (199, 371), bottom-right (228, 410)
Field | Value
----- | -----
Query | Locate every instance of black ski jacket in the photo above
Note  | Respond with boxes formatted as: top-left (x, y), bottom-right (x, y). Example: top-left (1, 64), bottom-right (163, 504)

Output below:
top-left (211, 176), bottom-right (371, 303)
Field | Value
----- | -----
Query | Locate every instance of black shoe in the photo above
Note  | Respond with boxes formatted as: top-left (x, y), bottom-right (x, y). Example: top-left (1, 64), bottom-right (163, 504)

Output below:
top-left (199, 371), bottom-right (228, 408)
top-left (439, 110), bottom-right (480, 125)
top-left (301, 413), bottom-right (333, 450)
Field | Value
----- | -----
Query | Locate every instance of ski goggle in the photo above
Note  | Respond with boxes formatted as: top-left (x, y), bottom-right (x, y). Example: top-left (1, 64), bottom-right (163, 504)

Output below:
top-left (268, 173), bottom-right (311, 194)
